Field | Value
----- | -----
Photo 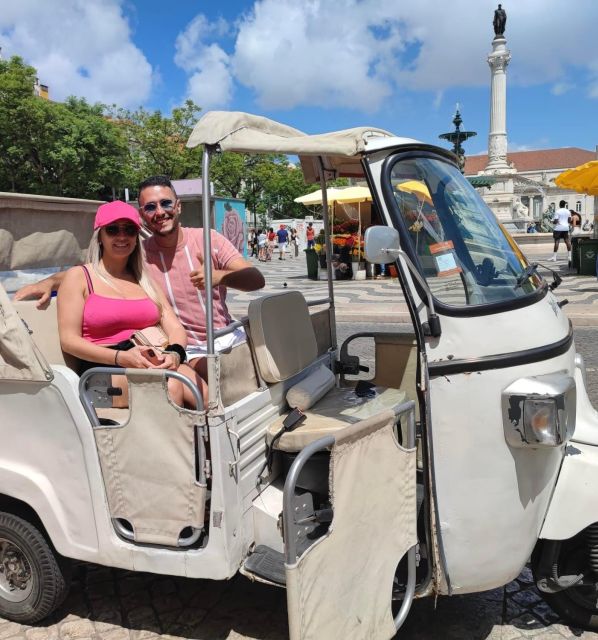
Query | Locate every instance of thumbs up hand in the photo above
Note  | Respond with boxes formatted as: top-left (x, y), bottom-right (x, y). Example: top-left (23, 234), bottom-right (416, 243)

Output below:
top-left (189, 252), bottom-right (206, 289)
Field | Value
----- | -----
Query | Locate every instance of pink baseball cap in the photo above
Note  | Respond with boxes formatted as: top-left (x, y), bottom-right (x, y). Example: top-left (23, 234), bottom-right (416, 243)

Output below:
top-left (94, 201), bottom-right (141, 230)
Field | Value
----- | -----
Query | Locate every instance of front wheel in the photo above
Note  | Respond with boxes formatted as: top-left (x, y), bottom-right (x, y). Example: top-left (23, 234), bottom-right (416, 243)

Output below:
top-left (0, 512), bottom-right (70, 624)
top-left (533, 535), bottom-right (598, 631)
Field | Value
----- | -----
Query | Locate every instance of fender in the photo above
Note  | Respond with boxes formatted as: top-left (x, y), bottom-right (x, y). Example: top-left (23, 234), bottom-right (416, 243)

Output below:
top-left (541, 364), bottom-right (598, 539)
top-left (541, 440), bottom-right (598, 539)
top-left (0, 465), bottom-right (99, 557)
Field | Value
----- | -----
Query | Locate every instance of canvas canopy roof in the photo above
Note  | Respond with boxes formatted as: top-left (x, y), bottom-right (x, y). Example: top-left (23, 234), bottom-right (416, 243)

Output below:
top-left (186, 111), bottom-right (394, 183)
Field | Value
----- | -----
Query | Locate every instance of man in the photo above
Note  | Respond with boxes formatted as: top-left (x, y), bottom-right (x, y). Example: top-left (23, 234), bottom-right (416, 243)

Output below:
top-left (276, 224), bottom-right (289, 260)
top-left (14, 175), bottom-right (265, 370)
top-left (550, 200), bottom-right (572, 262)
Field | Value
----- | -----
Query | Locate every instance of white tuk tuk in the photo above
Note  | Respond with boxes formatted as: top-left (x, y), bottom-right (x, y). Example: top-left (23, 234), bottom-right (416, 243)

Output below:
top-left (2, 110), bottom-right (598, 638)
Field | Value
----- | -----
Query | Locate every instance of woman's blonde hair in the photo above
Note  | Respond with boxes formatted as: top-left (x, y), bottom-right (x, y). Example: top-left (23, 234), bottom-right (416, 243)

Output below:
top-left (87, 228), bottom-right (162, 314)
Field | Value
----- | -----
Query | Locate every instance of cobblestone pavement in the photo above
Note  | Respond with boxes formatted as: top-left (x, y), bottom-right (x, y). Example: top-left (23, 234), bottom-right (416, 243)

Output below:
top-left (225, 251), bottom-right (598, 325)
top-left (4, 251), bottom-right (598, 639)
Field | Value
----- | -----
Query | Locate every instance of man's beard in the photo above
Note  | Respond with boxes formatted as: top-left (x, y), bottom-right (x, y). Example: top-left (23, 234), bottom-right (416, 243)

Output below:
top-left (152, 216), bottom-right (179, 236)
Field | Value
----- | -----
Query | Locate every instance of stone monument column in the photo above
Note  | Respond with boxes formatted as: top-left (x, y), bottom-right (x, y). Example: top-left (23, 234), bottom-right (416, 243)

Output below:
top-left (486, 37), bottom-right (512, 172)
top-left (480, 5), bottom-right (517, 224)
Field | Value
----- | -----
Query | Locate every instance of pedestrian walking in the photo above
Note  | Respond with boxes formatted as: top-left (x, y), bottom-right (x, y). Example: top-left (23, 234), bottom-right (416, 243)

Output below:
top-left (247, 228), bottom-right (256, 258)
top-left (570, 210), bottom-right (582, 236)
top-left (290, 228), bottom-right (298, 257)
top-left (266, 227), bottom-right (276, 261)
top-left (306, 222), bottom-right (315, 249)
top-left (257, 229), bottom-right (267, 261)
top-left (276, 224), bottom-right (289, 260)
top-left (549, 200), bottom-right (572, 262)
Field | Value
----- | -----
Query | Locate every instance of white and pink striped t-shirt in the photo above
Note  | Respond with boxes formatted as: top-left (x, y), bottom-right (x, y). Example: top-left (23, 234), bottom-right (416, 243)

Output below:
top-left (143, 227), bottom-right (241, 345)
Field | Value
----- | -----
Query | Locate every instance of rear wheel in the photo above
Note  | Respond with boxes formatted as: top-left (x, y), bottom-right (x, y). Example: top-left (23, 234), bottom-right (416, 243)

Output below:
top-left (0, 512), bottom-right (70, 624)
top-left (533, 535), bottom-right (598, 631)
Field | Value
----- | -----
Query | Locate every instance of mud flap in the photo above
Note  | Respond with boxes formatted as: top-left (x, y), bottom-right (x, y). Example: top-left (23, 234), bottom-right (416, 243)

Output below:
top-left (284, 405), bottom-right (417, 640)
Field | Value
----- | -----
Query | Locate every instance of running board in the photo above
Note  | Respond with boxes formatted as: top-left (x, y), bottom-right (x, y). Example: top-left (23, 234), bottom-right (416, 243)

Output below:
top-left (243, 545), bottom-right (286, 586)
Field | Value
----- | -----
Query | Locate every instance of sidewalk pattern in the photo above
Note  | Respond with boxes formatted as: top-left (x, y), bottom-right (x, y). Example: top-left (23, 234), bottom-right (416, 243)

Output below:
top-left (227, 254), bottom-right (597, 324)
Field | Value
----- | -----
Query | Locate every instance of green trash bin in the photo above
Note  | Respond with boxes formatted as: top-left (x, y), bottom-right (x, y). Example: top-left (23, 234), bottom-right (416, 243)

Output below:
top-left (304, 248), bottom-right (319, 280)
top-left (571, 236), bottom-right (581, 273)
top-left (578, 238), bottom-right (598, 276)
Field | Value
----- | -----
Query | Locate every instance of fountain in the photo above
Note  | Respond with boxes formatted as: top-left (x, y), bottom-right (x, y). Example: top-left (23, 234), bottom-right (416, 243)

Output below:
top-left (439, 107), bottom-right (477, 174)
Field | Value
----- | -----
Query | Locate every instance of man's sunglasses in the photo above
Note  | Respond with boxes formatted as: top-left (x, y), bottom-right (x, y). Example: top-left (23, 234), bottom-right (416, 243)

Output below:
top-left (141, 199), bottom-right (176, 214)
top-left (104, 224), bottom-right (139, 237)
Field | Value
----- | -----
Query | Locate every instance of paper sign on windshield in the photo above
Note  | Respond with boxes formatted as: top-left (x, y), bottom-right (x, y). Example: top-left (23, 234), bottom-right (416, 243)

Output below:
top-left (429, 241), bottom-right (462, 277)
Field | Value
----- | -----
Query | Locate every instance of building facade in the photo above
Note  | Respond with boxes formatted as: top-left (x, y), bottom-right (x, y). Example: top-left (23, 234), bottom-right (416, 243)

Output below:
top-left (465, 147), bottom-right (597, 225)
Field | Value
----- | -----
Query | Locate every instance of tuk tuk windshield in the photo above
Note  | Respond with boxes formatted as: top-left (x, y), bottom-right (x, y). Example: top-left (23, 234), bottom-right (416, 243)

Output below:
top-left (390, 156), bottom-right (542, 308)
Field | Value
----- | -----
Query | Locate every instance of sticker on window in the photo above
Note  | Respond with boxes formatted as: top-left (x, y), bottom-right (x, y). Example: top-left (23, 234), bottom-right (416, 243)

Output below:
top-left (429, 241), bottom-right (462, 277)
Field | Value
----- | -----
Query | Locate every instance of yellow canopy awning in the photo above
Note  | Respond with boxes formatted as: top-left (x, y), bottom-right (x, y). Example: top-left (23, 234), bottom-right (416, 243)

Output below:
top-left (294, 186), bottom-right (372, 206)
top-left (294, 188), bottom-right (343, 206)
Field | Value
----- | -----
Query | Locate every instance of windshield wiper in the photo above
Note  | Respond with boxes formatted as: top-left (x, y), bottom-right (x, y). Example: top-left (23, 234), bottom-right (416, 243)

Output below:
top-left (514, 263), bottom-right (539, 290)
top-left (533, 262), bottom-right (563, 291)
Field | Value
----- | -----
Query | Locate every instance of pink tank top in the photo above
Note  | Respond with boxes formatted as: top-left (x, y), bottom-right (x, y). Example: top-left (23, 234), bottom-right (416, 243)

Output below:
top-left (80, 266), bottom-right (161, 345)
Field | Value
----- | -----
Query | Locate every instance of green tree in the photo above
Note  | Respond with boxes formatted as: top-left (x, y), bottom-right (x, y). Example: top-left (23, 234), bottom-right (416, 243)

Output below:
top-left (211, 152), bottom-right (333, 224)
top-left (210, 152), bottom-right (246, 198)
top-left (111, 99), bottom-right (203, 190)
top-left (0, 56), bottom-right (129, 198)
top-left (0, 56), bottom-right (39, 191)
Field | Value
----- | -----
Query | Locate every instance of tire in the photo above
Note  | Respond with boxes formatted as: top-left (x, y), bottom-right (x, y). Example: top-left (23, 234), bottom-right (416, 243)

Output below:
top-left (0, 512), bottom-right (70, 624)
top-left (533, 537), bottom-right (598, 631)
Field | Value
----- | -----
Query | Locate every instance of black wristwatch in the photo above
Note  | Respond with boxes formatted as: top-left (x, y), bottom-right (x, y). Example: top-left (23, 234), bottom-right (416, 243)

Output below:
top-left (164, 343), bottom-right (187, 363)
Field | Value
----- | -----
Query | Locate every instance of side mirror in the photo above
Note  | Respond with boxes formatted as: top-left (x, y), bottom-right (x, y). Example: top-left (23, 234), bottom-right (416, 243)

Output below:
top-left (364, 225), bottom-right (442, 338)
top-left (364, 226), bottom-right (401, 264)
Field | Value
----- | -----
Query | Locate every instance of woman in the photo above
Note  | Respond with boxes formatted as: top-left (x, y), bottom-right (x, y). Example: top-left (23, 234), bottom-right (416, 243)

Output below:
top-left (570, 209), bottom-right (582, 236)
top-left (266, 227), bottom-right (276, 261)
top-left (58, 201), bottom-right (201, 408)
top-left (257, 228), bottom-right (267, 261)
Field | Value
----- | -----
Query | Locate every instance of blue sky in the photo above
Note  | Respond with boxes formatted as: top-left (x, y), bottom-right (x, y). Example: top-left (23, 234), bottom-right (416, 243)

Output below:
top-left (1, 0), bottom-right (597, 156)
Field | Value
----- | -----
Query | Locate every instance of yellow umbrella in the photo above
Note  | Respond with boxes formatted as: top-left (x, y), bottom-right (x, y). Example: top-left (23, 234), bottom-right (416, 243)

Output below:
top-left (555, 160), bottom-right (598, 194)
top-left (294, 187), bottom-right (342, 206)
top-left (396, 180), bottom-right (433, 205)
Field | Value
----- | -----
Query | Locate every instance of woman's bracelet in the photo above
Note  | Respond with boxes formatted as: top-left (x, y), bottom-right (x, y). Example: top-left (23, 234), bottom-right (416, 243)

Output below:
top-left (114, 350), bottom-right (121, 365)
top-left (165, 351), bottom-right (181, 367)
top-left (164, 343), bottom-right (187, 363)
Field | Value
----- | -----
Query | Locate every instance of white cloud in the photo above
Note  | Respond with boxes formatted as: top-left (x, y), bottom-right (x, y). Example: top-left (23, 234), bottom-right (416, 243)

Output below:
top-left (174, 14), bottom-right (233, 109)
top-left (551, 82), bottom-right (575, 96)
top-left (175, 0), bottom-right (598, 113)
top-left (232, 0), bottom-right (400, 111)
top-left (0, 0), bottom-right (154, 107)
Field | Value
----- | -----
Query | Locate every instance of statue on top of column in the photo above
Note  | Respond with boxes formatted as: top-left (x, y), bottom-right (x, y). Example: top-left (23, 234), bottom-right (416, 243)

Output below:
top-left (493, 4), bottom-right (507, 37)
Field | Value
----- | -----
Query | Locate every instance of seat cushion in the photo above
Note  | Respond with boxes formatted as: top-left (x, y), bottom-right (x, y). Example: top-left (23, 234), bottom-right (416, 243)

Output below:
top-left (287, 365), bottom-right (335, 411)
top-left (267, 386), bottom-right (407, 452)
top-left (248, 292), bottom-right (318, 383)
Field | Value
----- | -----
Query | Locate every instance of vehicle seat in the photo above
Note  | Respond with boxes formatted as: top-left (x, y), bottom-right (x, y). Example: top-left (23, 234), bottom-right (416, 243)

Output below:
top-left (266, 385), bottom-right (406, 451)
top-left (13, 298), bottom-right (80, 371)
top-left (248, 291), bottom-right (406, 453)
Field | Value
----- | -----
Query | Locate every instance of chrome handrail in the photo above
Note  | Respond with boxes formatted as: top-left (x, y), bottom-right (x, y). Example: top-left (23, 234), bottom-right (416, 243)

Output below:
top-left (112, 518), bottom-right (202, 547)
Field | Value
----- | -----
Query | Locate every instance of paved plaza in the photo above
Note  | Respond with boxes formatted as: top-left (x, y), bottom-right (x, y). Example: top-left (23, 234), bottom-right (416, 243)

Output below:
top-left (226, 242), bottom-right (597, 325)
top-left (3, 241), bottom-right (598, 639)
